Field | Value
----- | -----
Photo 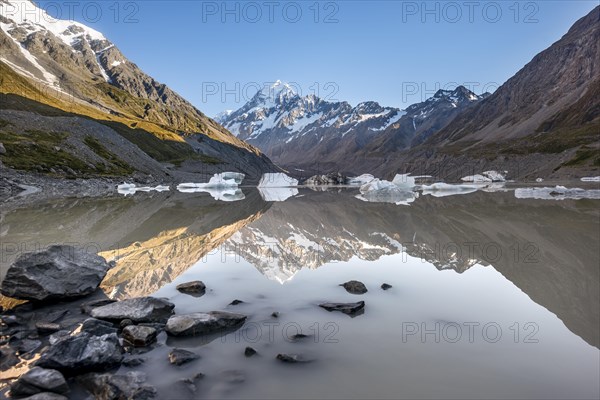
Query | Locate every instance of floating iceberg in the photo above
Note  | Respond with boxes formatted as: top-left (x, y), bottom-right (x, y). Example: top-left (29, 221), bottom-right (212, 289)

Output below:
top-left (462, 170), bottom-right (506, 183)
top-left (421, 183), bottom-right (480, 197)
top-left (178, 172), bottom-right (244, 190)
top-left (258, 187), bottom-right (299, 202)
top-left (358, 178), bottom-right (418, 205)
top-left (392, 174), bottom-right (417, 190)
top-left (359, 179), bottom-right (397, 194)
top-left (348, 174), bottom-right (375, 185)
top-left (514, 186), bottom-right (600, 200)
top-left (461, 174), bottom-right (492, 183)
top-left (581, 176), bottom-right (600, 182)
top-left (258, 173), bottom-right (299, 187)
top-left (536, 178), bottom-right (544, 183)
top-left (177, 186), bottom-right (245, 202)
top-left (356, 190), bottom-right (418, 206)
top-left (117, 183), bottom-right (170, 196)
top-left (482, 170), bottom-right (506, 182)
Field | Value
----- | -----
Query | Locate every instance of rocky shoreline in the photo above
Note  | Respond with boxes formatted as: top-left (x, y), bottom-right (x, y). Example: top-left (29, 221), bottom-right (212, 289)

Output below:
top-left (0, 246), bottom-right (374, 399)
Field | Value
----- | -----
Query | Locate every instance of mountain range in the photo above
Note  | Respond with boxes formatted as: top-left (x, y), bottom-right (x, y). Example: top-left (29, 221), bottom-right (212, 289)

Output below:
top-left (0, 1), bottom-right (598, 187)
top-left (217, 82), bottom-right (488, 175)
top-left (0, 0), bottom-right (277, 186)
top-left (218, 6), bottom-right (599, 180)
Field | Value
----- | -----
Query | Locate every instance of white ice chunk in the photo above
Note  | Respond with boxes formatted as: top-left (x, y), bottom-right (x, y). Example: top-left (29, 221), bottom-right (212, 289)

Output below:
top-left (117, 183), bottom-right (170, 196)
top-left (258, 187), bottom-right (299, 202)
top-left (177, 186), bottom-right (245, 202)
top-left (258, 173), bottom-right (299, 187)
top-left (359, 179), bottom-right (397, 194)
top-left (581, 176), bottom-right (600, 182)
top-left (177, 172), bottom-right (242, 190)
top-left (482, 170), bottom-right (506, 182)
top-left (421, 183), bottom-right (480, 197)
top-left (536, 178), bottom-right (544, 183)
top-left (348, 174), bottom-right (375, 185)
top-left (392, 174), bottom-right (416, 190)
top-left (355, 190), bottom-right (418, 206)
top-left (514, 186), bottom-right (600, 200)
top-left (461, 174), bottom-right (492, 183)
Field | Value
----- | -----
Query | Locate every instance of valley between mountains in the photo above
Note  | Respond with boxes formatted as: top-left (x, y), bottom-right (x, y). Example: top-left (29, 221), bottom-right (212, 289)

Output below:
top-left (0, 1), bottom-right (599, 200)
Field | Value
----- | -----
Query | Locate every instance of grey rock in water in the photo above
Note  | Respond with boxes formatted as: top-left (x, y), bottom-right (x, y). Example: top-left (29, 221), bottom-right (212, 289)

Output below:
top-left (176, 281), bottom-right (206, 295)
top-left (381, 283), bottom-right (393, 290)
top-left (168, 349), bottom-right (199, 366)
top-left (79, 371), bottom-right (156, 399)
top-left (81, 318), bottom-right (118, 336)
top-left (0, 245), bottom-right (110, 302)
top-left (319, 301), bottom-right (365, 315)
top-left (165, 311), bottom-right (246, 337)
top-left (11, 367), bottom-right (69, 397)
top-left (122, 325), bottom-right (157, 347)
top-left (340, 280), bottom-right (368, 294)
top-left (304, 173), bottom-right (347, 185)
top-left (36, 332), bottom-right (123, 375)
top-left (89, 297), bottom-right (175, 323)
top-left (229, 299), bottom-right (244, 306)
top-left (276, 354), bottom-right (313, 363)
top-left (244, 347), bottom-right (257, 357)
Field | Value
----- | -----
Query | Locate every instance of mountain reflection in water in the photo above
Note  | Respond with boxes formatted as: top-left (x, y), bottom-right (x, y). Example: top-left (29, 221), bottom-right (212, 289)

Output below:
top-left (1, 188), bottom-right (598, 350)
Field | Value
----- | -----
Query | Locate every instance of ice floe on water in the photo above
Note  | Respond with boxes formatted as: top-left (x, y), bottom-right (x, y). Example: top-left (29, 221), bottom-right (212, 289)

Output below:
top-left (461, 170), bottom-right (506, 183)
top-left (175, 172), bottom-right (246, 201)
top-left (421, 183), bottom-right (480, 197)
top-left (348, 174), bottom-right (375, 185)
top-left (258, 173), bottom-right (299, 187)
top-left (515, 186), bottom-right (600, 200)
top-left (357, 177), bottom-right (418, 205)
top-left (117, 184), bottom-right (170, 196)
top-left (581, 176), bottom-right (600, 182)
top-left (177, 172), bottom-right (245, 190)
top-left (258, 187), bottom-right (299, 202)
top-left (177, 186), bottom-right (245, 202)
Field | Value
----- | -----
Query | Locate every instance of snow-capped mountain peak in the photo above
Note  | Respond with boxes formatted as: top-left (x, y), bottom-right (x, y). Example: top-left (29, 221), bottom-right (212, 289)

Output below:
top-left (217, 84), bottom-right (486, 171)
top-left (1, 0), bottom-right (109, 47)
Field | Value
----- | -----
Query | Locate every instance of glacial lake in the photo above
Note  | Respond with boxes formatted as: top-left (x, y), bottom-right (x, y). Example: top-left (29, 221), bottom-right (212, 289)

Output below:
top-left (1, 187), bottom-right (599, 399)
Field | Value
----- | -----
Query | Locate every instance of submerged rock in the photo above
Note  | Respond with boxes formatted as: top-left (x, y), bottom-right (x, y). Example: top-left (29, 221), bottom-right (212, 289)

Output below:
top-left (10, 367), bottom-right (69, 397)
top-left (0, 245), bottom-right (110, 302)
top-left (79, 371), bottom-right (156, 399)
top-left (36, 332), bottom-right (123, 375)
top-left (89, 297), bottom-right (175, 323)
top-left (381, 283), bottom-right (393, 290)
top-left (244, 347), bottom-right (257, 357)
top-left (165, 311), bottom-right (246, 337)
top-left (319, 301), bottom-right (365, 315)
top-left (168, 349), bottom-right (199, 366)
top-left (340, 280), bottom-right (368, 294)
top-left (176, 281), bottom-right (206, 295)
top-left (122, 325), bottom-right (157, 347)
top-left (276, 354), bottom-right (313, 363)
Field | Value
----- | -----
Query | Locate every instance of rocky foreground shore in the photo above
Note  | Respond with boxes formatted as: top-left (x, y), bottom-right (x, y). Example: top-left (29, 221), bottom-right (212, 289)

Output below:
top-left (0, 246), bottom-right (378, 399)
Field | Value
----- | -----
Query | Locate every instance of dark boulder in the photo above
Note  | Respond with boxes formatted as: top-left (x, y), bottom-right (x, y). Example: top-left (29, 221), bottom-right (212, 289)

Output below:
top-left (0, 246), bottom-right (110, 302)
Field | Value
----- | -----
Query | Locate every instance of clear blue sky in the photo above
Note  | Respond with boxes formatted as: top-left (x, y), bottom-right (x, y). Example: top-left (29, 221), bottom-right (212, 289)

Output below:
top-left (38, 0), bottom-right (598, 116)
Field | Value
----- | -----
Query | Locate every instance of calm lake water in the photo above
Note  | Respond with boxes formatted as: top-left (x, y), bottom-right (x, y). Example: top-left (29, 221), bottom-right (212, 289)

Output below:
top-left (1, 187), bottom-right (599, 399)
